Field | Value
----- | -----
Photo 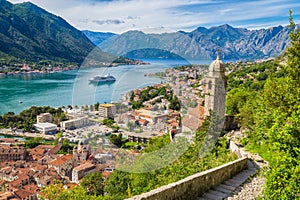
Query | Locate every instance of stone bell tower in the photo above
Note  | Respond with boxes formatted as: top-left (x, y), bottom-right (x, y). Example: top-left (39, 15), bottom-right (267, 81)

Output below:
top-left (204, 52), bottom-right (226, 119)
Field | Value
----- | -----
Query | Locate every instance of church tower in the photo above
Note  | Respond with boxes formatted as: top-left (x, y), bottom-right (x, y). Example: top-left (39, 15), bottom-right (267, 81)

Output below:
top-left (204, 53), bottom-right (226, 119)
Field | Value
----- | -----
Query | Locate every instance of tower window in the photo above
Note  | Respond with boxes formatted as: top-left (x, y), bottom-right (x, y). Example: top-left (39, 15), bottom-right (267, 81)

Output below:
top-left (208, 81), bottom-right (212, 90)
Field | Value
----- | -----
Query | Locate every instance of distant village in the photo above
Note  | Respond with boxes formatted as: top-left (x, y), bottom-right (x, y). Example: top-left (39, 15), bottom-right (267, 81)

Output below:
top-left (0, 57), bottom-right (149, 77)
top-left (0, 63), bottom-right (79, 77)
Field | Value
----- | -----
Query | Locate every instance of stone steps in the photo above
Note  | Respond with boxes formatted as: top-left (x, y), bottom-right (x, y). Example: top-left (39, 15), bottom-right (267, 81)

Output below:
top-left (197, 161), bottom-right (256, 200)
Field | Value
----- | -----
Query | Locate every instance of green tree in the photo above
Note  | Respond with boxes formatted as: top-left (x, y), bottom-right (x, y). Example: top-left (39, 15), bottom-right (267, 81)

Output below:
top-left (286, 10), bottom-right (300, 82)
top-left (109, 134), bottom-right (123, 147)
top-left (226, 87), bottom-right (254, 119)
top-left (25, 137), bottom-right (43, 149)
top-left (42, 180), bottom-right (65, 200)
top-left (105, 171), bottom-right (130, 199)
top-left (95, 102), bottom-right (100, 111)
top-left (101, 118), bottom-right (115, 127)
top-left (55, 132), bottom-right (63, 139)
top-left (126, 121), bottom-right (135, 132)
top-left (81, 172), bottom-right (105, 196)
top-left (169, 95), bottom-right (180, 111)
top-left (129, 91), bottom-right (134, 101)
top-left (1, 106), bottom-right (68, 131)
top-left (57, 139), bottom-right (73, 154)
top-left (58, 186), bottom-right (93, 200)
top-left (232, 11), bottom-right (300, 199)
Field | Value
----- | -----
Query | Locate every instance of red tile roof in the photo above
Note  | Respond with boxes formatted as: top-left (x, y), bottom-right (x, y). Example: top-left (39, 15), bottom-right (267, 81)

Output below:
top-left (9, 179), bottom-right (22, 188)
top-left (14, 189), bottom-right (32, 199)
top-left (73, 163), bottom-right (95, 172)
top-left (49, 154), bottom-right (73, 167)
top-left (182, 115), bottom-right (204, 131)
top-left (17, 174), bottom-right (29, 181)
top-left (22, 183), bottom-right (39, 194)
top-left (102, 171), bottom-right (112, 178)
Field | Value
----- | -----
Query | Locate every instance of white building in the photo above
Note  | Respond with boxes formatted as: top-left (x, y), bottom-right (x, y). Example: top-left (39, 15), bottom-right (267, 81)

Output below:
top-left (34, 123), bottom-right (57, 134)
top-left (72, 163), bottom-right (96, 183)
top-left (60, 115), bottom-right (89, 130)
top-left (98, 104), bottom-right (116, 119)
top-left (136, 109), bottom-right (168, 123)
top-left (37, 113), bottom-right (52, 123)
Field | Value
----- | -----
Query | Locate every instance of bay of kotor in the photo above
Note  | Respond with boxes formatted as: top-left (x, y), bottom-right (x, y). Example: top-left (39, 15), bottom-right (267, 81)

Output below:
top-left (0, 59), bottom-right (207, 115)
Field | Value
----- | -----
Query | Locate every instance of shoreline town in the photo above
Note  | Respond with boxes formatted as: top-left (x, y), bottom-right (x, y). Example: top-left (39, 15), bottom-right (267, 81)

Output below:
top-left (0, 60), bottom-right (207, 199)
top-left (0, 56), bottom-right (233, 199)
top-left (0, 58), bottom-right (149, 77)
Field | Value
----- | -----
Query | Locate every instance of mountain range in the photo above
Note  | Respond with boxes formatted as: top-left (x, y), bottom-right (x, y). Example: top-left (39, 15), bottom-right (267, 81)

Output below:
top-left (98, 24), bottom-right (291, 60)
top-left (0, 0), bottom-right (293, 62)
top-left (0, 0), bottom-right (99, 63)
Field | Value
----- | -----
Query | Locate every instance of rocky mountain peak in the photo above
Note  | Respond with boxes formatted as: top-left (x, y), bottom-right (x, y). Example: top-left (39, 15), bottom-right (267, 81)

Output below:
top-left (98, 24), bottom-right (291, 60)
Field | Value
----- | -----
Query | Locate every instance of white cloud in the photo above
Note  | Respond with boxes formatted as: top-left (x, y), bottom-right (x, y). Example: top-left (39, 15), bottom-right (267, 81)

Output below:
top-left (7, 0), bottom-right (300, 33)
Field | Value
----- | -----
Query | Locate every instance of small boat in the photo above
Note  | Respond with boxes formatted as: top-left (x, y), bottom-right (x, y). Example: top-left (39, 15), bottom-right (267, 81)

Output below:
top-left (89, 74), bottom-right (116, 83)
top-left (19, 101), bottom-right (23, 104)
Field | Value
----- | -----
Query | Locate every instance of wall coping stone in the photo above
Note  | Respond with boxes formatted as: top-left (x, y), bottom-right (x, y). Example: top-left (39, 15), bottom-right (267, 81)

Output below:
top-left (126, 157), bottom-right (248, 200)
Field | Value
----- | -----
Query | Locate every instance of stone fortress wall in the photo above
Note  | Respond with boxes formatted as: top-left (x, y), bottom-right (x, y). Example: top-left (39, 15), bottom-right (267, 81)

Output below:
top-left (126, 156), bottom-right (248, 200)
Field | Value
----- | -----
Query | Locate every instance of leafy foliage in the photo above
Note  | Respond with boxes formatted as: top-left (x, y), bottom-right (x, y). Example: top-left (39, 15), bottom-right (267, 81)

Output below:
top-left (24, 137), bottom-right (43, 149)
top-left (131, 85), bottom-right (180, 111)
top-left (101, 118), bottom-right (119, 132)
top-left (225, 12), bottom-right (300, 199)
top-left (109, 133), bottom-right (125, 148)
top-left (81, 172), bottom-right (105, 196)
top-left (101, 118), bottom-right (115, 127)
top-left (42, 180), bottom-right (112, 200)
top-left (57, 139), bottom-right (75, 154)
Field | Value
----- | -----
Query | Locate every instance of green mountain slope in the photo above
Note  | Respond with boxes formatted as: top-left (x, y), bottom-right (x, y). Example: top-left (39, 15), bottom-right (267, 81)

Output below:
top-left (0, 0), bottom-right (99, 63)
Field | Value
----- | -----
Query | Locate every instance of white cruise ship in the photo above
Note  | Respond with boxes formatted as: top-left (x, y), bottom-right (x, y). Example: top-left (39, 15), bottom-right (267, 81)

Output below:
top-left (88, 74), bottom-right (116, 83)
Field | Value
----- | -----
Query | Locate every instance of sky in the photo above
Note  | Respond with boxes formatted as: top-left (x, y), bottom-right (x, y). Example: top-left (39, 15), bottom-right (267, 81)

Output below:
top-left (7, 0), bottom-right (300, 34)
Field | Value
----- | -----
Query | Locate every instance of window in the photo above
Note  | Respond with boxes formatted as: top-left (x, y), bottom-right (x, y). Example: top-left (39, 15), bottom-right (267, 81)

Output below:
top-left (208, 80), bottom-right (212, 90)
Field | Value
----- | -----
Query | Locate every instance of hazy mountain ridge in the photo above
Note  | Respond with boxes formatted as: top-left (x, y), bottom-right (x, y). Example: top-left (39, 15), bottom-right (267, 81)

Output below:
top-left (82, 30), bottom-right (117, 46)
top-left (99, 24), bottom-right (291, 60)
top-left (0, 0), bottom-right (96, 63)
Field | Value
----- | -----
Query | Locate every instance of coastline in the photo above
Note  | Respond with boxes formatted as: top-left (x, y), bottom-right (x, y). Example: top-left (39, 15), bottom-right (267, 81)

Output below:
top-left (0, 66), bottom-right (79, 78)
top-left (0, 128), bottom-right (55, 140)
top-left (0, 62), bottom-right (150, 78)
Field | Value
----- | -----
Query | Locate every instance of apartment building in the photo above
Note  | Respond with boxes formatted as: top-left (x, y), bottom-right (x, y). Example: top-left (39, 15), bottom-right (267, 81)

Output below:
top-left (60, 115), bottom-right (89, 130)
top-left (36, 113), bottom-right (52, 123)
top-left (0, 146), bottom-right (27, 162)
top-left (98, 104), bottom-right (116, 119)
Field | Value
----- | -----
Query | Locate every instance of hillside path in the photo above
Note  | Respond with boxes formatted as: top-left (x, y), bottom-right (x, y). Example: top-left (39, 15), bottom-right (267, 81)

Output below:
top-left (198, 130), bottom-right (268, 200)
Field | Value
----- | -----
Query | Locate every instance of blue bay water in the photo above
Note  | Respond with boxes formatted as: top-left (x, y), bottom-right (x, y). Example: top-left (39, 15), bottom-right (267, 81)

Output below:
top-left (0, 59), bottom-right (211, 115)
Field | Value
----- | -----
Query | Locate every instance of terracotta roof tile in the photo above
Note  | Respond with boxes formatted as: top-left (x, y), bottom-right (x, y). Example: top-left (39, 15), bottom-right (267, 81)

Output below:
top-left (49, 154), bottom-right (73, 167)
top-left (14, 189), bottom-right (31, 199)
top-left (22, 183), bottom-right (39, 194)
top-left (182, 115), bottom-right (203, 131)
